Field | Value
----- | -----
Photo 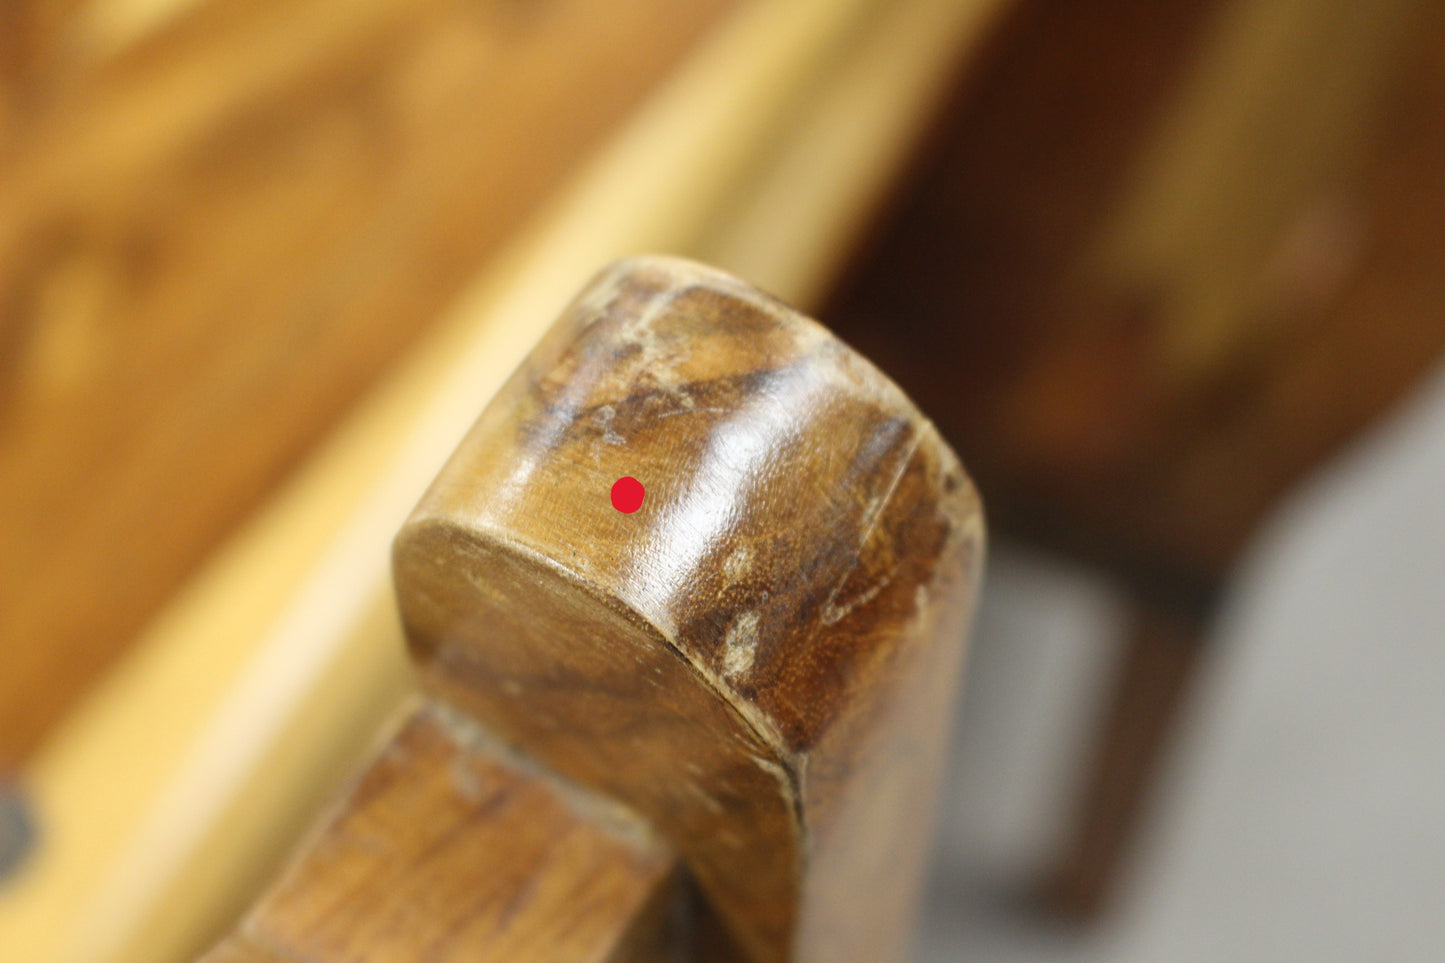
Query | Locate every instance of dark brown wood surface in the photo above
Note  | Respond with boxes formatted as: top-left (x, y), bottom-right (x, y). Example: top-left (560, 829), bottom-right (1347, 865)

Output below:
top-left (0, 0), bottom-right (736, 769)
top-left (827, 0), bottom-right (1445, 917)
top-left (393, 257), bottom-right (984, 962)
top-left (203, 257), bottom-right (988, 960)
top-left (829, 0), bottom-right (1445, 601)
top-left (202, 257), bottom-right (983, 962)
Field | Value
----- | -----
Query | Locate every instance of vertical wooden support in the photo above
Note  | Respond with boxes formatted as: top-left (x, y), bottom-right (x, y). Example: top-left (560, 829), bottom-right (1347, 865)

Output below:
top-left (202, 256), bottom-right (985, 962)
top-left (1045, 603), bottom-right (1209, 918)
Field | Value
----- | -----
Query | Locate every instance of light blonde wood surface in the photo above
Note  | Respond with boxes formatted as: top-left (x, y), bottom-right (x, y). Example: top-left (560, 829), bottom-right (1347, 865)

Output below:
top-left (0, 1), bottom-right (1003, 960)
top-left (0, 0), bottom-right (736, 767)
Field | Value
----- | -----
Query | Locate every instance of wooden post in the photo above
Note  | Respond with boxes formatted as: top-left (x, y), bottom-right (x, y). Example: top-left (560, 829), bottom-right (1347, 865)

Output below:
top-left (203, 257), bottom-right (985, 962)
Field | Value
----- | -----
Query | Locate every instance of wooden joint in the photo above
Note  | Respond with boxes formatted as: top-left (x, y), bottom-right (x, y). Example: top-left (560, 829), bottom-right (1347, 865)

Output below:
top-left (206, 256), bottom-right (985, 963)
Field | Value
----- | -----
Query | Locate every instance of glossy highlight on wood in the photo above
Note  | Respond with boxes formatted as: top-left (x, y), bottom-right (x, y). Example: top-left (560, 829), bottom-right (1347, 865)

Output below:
top-left (199, 256), bottom-right (983, 963)
top-left (394, 257), bottom-right (984, 961)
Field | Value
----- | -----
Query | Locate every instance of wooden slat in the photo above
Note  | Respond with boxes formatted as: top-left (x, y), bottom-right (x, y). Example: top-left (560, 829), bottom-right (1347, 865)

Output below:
top-left (203, 705), bottom-right (683, 963)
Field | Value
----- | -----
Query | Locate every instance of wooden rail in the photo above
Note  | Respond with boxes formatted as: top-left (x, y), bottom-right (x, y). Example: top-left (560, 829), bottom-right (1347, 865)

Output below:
top-left (0, 1), bottom-right (1006, 959)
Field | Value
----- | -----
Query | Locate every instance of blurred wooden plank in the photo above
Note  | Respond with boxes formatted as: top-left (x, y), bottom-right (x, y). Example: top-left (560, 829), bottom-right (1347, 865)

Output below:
top-left (826, 0), bottom-right (1441, 580)
top-left (385, 256), bottom-right (982, 963)
top-left (1047, 24), bottom-right (1445, 912)
top-left (827, 0), bottom-right (1445, 921)
top-left (1093, 0), bottom-right (1427, 387)
top-left (0, 0), bottom-right (1002, 959)
top-left (706, 0), bottom-right (1008, 308)
top-left (0, 0), bottom-right (737, 768)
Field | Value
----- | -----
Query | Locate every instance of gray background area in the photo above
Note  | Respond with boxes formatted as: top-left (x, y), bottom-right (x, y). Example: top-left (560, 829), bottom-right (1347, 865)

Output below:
top-left (918, 360), bottom-right (1445, 962)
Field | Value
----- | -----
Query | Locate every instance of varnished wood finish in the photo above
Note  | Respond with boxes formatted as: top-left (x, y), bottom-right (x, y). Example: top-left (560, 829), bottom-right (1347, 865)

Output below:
top-left (195, 256), bottom-right (983, 962)
top-left (393, 257), bottom-right (984, 962)
top-left (202, 703), bottom-right (684, 963)
top-left (0, 0), bottom-right (735, 768)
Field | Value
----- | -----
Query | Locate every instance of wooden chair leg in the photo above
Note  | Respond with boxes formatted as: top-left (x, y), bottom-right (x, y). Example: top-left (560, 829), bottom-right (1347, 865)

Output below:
top-left (1043, 600), bottom-right (1210, 919)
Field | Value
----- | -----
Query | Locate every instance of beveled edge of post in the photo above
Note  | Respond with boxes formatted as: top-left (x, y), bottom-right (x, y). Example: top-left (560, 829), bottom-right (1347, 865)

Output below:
top-left (392, 255), bottom-right (985, 962)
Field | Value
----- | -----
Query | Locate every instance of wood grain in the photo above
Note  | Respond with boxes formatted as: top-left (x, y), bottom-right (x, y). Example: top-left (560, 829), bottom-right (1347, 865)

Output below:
top-left (0, 1), bottom-right (992, 957)
top-left (202, 703), bottom-right (684, 963)
top-left (0, 0), bottom-right (736, 768)
top-left (393, 257), bottom-right (985, 962)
